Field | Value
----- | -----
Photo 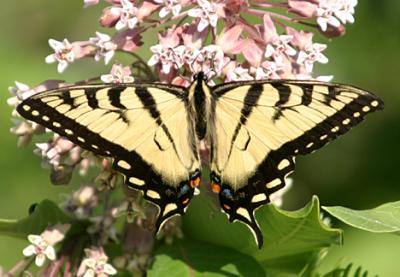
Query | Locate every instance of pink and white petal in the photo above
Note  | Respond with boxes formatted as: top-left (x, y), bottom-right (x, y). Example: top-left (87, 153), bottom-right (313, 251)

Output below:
top-left (297, 51), bottom-right (307, 64)
top-left (137, 1), bottom-right (159, 20)
top-left (228, 39), bottom-right (250, 55)
top-left (317, 17), bottom-right (328, 32)
top-left (285, 45), bottom-right (297, 56)
top-left (159, 7), bottom-right (170, 18)
top-left (115, 20), bottom-right (126, 30)
top-left (317, 53), bottom-right (328, 64)
top-left (216, 25), bottom-right (243, 53)
top-left (288, 0), bottom-right (318, 17)
top-left (243, 42), bottom-right (263, 67)
top-left (150, 44), bottom-right (163, 53)
top-left (262, 13), bottom-right (277, 43)
top-left (127, 18), bottom-right (138, 29)
top-left (327, 16), bottom-right (341, 28)
top-left (35, 253), bottom-right (47, 267)
top-left (279, 35), bottom-right (293, 43)
top-left (305, 61), bottom-right (314, 73)
top-left (84, 0), bottom-right (100, 8)
top-left (84, 258), bottom-right (97, 268)
top-left (28, 235), bottom-right (43, 245)
top-left (48, 39), bottom-right (64, 50)
top-left (209, 14), bottom-right (218, 28)
top-left (45, 54), bottom-right (57, 64)
top-left (101, 74), bottom-right (114, 83)
top-left (316, 75), bottom-right (333, 82)
top-left (197, 18), bottom-right (209, 32)
top-left (287, 27), bottom-right (314, 49)
top-left (171, 5), bottom-right (181, 16)
top-left (104, 51), bottom-right (115, 64)
top-left (161, 63), bottom-right (172, 74)
top-left (23, 245), bottom-right (36, 257)
top-left (83, 269), bottom-right (96, 277)
top-left (103, 264), bottom-right (117, 274)
top-left (264, 44), bottom-right (275, 58)
top-left (44, 246), bottom-right (56, 261)
top-left (147, 54), bottom-right (159, 66)
top-left (313, 43), bottom-right (327, 51)
top-left (335, 10), bottom-right (348, 24)
top-left (188, 8), bottom-right (202, 17)
top-left (57, 61), bottom-right (69, 73)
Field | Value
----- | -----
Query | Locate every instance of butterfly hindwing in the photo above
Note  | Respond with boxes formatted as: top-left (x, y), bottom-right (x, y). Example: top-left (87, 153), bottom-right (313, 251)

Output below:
top-left (17, 84), bottom-right (201, 233)
top-left (209, 80), bottom-right (383, 248)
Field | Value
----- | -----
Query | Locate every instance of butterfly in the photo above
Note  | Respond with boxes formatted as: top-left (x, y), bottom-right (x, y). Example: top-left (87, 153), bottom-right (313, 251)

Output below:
top-left (17, 72), bottom-right (383, 248)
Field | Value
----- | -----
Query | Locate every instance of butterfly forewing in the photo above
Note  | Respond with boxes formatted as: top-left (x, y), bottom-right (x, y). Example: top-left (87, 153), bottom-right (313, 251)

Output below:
top-left (209, 80), bottom-right (383, 248)
top-left (17, 84), bottom-right (201, 233)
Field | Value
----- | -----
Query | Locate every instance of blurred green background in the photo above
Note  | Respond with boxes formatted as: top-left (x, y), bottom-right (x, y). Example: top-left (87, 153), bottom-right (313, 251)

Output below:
top-left (0, 1), bottom-right (399, 275)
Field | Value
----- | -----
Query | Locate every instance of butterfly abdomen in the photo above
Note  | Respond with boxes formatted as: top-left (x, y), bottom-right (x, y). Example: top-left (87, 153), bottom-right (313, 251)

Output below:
top-left (189, 72), bottom-right (212, 140)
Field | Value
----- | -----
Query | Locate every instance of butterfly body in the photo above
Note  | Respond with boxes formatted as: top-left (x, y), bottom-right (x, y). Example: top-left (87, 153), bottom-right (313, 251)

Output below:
top-left (17, 73), bottom-right (383, 248)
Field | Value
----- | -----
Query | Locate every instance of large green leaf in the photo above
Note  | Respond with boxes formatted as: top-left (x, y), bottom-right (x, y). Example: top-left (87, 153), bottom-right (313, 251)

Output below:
top-left (183, 194), bottom-right (342, 275)
top-left (0, 200), bottom-right (73, 238)
top-left (149, 239), bottom-right (264, 277)
top-left (322, 201), bottom-right (400, 234)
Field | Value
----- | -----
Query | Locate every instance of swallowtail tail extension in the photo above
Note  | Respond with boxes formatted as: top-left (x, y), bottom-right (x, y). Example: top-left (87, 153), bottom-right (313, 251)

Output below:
top-left (17, 72), bottom-right (383, 248)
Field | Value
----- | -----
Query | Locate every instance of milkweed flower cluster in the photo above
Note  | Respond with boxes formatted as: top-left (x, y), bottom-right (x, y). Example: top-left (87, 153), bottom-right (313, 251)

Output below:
top-left (6, 0), bottom-right (358, 275)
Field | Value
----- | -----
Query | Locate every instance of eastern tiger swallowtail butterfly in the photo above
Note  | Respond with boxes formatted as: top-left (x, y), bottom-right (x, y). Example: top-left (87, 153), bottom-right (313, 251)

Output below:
top-left (17, 72), bottom-right (383, 248)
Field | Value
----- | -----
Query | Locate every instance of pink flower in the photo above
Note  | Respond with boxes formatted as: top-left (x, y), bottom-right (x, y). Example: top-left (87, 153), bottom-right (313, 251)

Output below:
top-left (316, 0), bottom-right (342, 32)
top-left (35, 136), bottom-right (76, 167)
top-left (148, 28), bottom-right (184, 74)
top-left (101, 63), bottom-right (135, 83)
top-left (113, 28), bottom-right (143, 52)
top-left (148, 45), bottom-right (183, 74)
top-left (255, 61), bottom-right (282, 80)
top-left (22, 224), bottom-right (70, 267)
top-left (111, 0), bottom-right (139, 30)
top-left (297, 43), bottom-right (328, 72)
top-left (188, 0), bottom-right (219, 32)
top-left (215, 25), bottom-right (249, 55)
top-left (262, 15), bottom-right (296, 64)
top-left (45, 39), bottom-right (75, 73)
top-left (334, 0), bottom-right (357, 24)
top-left (181, 23), bottom-right (208, 49)
top-left (154, 0), bottom-right (182, 18)
top-left (286, 27), bottom-right (314, 50)
top-left (191, 44), bottom-right (229, 79)
top-left (77, 247), bottom-right (117, 277)
top-left (224, 61), bottom-right (253, 82)
top-left (90, 32), bottom-right (117, 64)
top-left (242, 40), bottom-right (264, 68)
top-left (288, 0), bottom-right (317, 17)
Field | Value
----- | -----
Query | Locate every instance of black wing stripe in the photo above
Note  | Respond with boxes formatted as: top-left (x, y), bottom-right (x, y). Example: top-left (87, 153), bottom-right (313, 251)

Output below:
top-left (108, 87), bottom-right (127, 109)
top-left (271, 83), bottom-right (291, 106)
top-left (64, 90), bottom-right (77, 108)
top-left (301, 85), bottom-right (313, 106)
top-left (324, 86), bottom-right (339, 105)
top-left (85, 88), bottom-right (100, 109)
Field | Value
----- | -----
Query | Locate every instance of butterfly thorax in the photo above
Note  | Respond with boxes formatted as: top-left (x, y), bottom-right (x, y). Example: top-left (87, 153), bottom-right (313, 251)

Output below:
top-left (188, 72), bottom-right (212, 140)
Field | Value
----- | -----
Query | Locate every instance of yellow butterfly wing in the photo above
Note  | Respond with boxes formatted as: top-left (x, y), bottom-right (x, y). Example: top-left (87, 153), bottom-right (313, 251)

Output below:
top-left (209, 80), bottom-right (383, 247)
top-left (17, 83), bottom-right (201, 232)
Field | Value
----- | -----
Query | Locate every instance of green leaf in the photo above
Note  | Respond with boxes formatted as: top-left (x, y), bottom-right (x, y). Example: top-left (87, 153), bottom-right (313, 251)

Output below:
top-left (183, 194), bottom-right (342, 275)
top-left (322, 201), bottom-right (400, 234)
top-left (0, 200), bottom-right (73, 238)
top-left (149, 239), bottom-right (265, 277)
